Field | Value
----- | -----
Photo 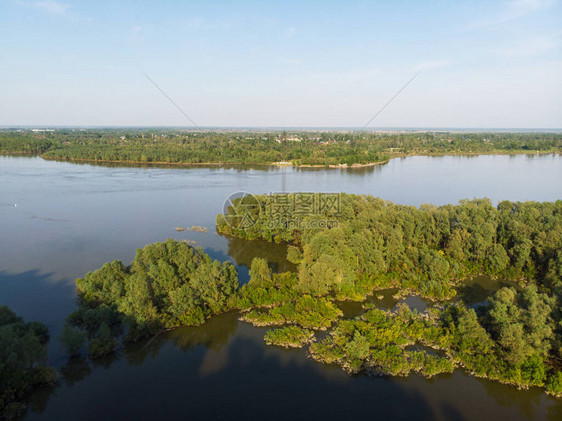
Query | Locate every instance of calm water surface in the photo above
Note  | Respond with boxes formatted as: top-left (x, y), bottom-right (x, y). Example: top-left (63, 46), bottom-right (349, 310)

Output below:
top-left (0, 154), bottom-right (561, 420)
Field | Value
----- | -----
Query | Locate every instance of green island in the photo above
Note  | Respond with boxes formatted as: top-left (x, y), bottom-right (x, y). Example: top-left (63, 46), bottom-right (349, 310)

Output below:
top-left (0, 307), bottom-right (57, 419)
top-left (0, 129), bottom-right (560, 167)
top-left (62, 240), bottom-right (239, 358)
top-left (217, 193), bottom-right (562, 395)
top-left (45, 192), bottom-right (562, 402)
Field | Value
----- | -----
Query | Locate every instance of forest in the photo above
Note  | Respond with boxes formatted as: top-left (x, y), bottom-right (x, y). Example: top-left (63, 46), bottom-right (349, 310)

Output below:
top-left (1, 129), bottom-right (561, 167)
top-left (217, 194), bottom-right (562, 395)
top-left (217, 194), bottom-right (562, 300)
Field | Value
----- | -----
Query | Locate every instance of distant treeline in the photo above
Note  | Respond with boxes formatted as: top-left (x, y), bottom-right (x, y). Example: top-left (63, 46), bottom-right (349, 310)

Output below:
top-left (0, 129), bottom-right (560, 166)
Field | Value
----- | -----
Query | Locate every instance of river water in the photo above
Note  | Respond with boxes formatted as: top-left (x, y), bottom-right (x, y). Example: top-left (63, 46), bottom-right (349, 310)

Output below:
top-left (0, 154), bottom-right (560, 420)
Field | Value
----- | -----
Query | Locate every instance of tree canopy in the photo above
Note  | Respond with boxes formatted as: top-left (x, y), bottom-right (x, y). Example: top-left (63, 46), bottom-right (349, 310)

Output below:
top-left (66, 239), bottom-right (239, 356)
top-left (218, 193), bottom-right (562, 396)
top-left (1, 129), bottom-right (560, 166)
top-left (0, 306), bottom-right (57, 419)
top-left (218, 195), bottom-right (562, 301)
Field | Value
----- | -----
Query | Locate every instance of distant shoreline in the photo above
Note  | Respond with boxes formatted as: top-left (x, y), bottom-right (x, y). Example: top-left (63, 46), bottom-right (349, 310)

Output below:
top-left (18, 149), bottom-right (556, 169)
top-left (2, 126), bottom-right (562, 133)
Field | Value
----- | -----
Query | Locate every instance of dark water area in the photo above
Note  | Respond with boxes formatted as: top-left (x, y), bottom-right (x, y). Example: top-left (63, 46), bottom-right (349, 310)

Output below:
top-left (1, 154), bottom-right (561, 420)
top-left (456, 275), bottom-right (519, 307)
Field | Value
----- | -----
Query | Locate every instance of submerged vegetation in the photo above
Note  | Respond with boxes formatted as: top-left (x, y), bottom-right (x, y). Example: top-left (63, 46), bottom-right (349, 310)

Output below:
top-left (240, 295), bottom-right (342, 330)
top-left (1, 129), bottom-right (560, 167)
top-left (0, 307), bottom-right (57, 419)
top-left (310, 304), bottom-right (454, 377)
top-left (235, 259), bottom-right (342, 330)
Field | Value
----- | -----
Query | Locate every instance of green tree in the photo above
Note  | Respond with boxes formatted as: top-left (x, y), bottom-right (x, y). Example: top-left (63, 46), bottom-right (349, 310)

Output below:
top-left (59, 324), bottom-right (87, 356)
top-left (486, 286), bottom-right (554, 364)
top-left (249, 258), bottom-right (272, 286)
top-left (0, 306), bottom-right (57, 418)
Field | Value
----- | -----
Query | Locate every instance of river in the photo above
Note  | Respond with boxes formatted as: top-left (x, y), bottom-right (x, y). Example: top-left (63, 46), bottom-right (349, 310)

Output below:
top-left (0, 154), bottom-right (561, 420)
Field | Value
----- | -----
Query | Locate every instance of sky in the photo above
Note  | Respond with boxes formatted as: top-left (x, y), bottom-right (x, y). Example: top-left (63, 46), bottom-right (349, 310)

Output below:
top-left (0, 0), bottom-right (561, 128)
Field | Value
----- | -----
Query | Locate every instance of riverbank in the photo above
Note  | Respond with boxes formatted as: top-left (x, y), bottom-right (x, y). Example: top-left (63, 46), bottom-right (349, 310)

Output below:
top-left (17, 149), bottom-right (560, 170)
top-left (295, 149), bottom-right (559, 169)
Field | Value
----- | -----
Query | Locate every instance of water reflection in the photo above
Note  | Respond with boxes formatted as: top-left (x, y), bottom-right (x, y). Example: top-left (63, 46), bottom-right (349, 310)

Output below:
top-left (456, 276), bottom-right (518, 307)
top-left (337, 290), bottom-right (431, 321)
top-left (480, 377), bottom-right (547, 419)
top-left (124, 312), bottom-right (239, 370)
top-left (224, 236), bottom-right (296, 278)
top-left (60, 357), bottom-right (92, 386)
top-left (337, 279), bottom-right (515, 321)
top-left (22, 384), bottom-right (55, 419)
top-left (67, 160), bottom-right (283, 172)
top-left (396, 370), bottom-right (559, 420)
top-left (337, 300), bottom-right (364, 319)
top-left (27, 308), bottom-right (560, 421)
top-left (0, 270), bottom-right (77, 363)
top-left (368, 289), bottom-right (429, 312)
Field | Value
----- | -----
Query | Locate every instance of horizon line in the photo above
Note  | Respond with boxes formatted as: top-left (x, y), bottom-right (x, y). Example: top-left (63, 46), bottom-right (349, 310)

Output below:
top-left (1, 125), bottom-right (561, 133)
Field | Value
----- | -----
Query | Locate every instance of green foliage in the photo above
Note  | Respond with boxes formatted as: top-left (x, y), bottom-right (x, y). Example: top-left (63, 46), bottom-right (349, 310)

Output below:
top-left (219, 192), bottom-right (562, 396)
top-left (485, 243), bottom-right (510, 274)
top-left (220, 194), bottom-right (562, 302)
top-left (71, 239), bottom-right (239, 344)
top-left (309, 294), bottom-right (559, 394)
top-left (546, 371), bottom-right (562, 396)
top-left (248, 258), bottom-right (272, 287)
top-left (310, 305), bottom-right (454, 377)
top-left (0, 306), bottom-right (57, 419)
top-left (239, 261), bottom-right (343, 331)
top-left (439, 292), bottom-right (559, 392)
top-left (264, 326), bottom-right (314, 348)
top-left (88, 323), bottom-right (115, 359)
top-left (233, 271), bottom-right (299, 310)
top-left (2, 130), bottom-right (560, 166)
top-left (486, 285), bottom-right (554, 365)
top-left (286, 245), bottom-right (303, 264)
top-left (241, 295), bottom-right (343, 330)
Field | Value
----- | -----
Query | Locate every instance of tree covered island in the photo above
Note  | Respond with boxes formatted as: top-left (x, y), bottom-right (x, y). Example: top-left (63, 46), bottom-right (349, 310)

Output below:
top-left (217, 194), bottom-right (562, 395)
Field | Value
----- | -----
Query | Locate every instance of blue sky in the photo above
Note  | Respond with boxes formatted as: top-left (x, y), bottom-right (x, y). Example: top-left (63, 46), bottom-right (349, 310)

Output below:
top-left (1, 0), bottom-right (560, 127)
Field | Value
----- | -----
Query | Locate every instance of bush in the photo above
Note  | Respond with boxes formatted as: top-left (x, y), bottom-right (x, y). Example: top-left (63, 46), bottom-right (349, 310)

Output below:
top-left (264, 326), bottom-right (314, 348)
